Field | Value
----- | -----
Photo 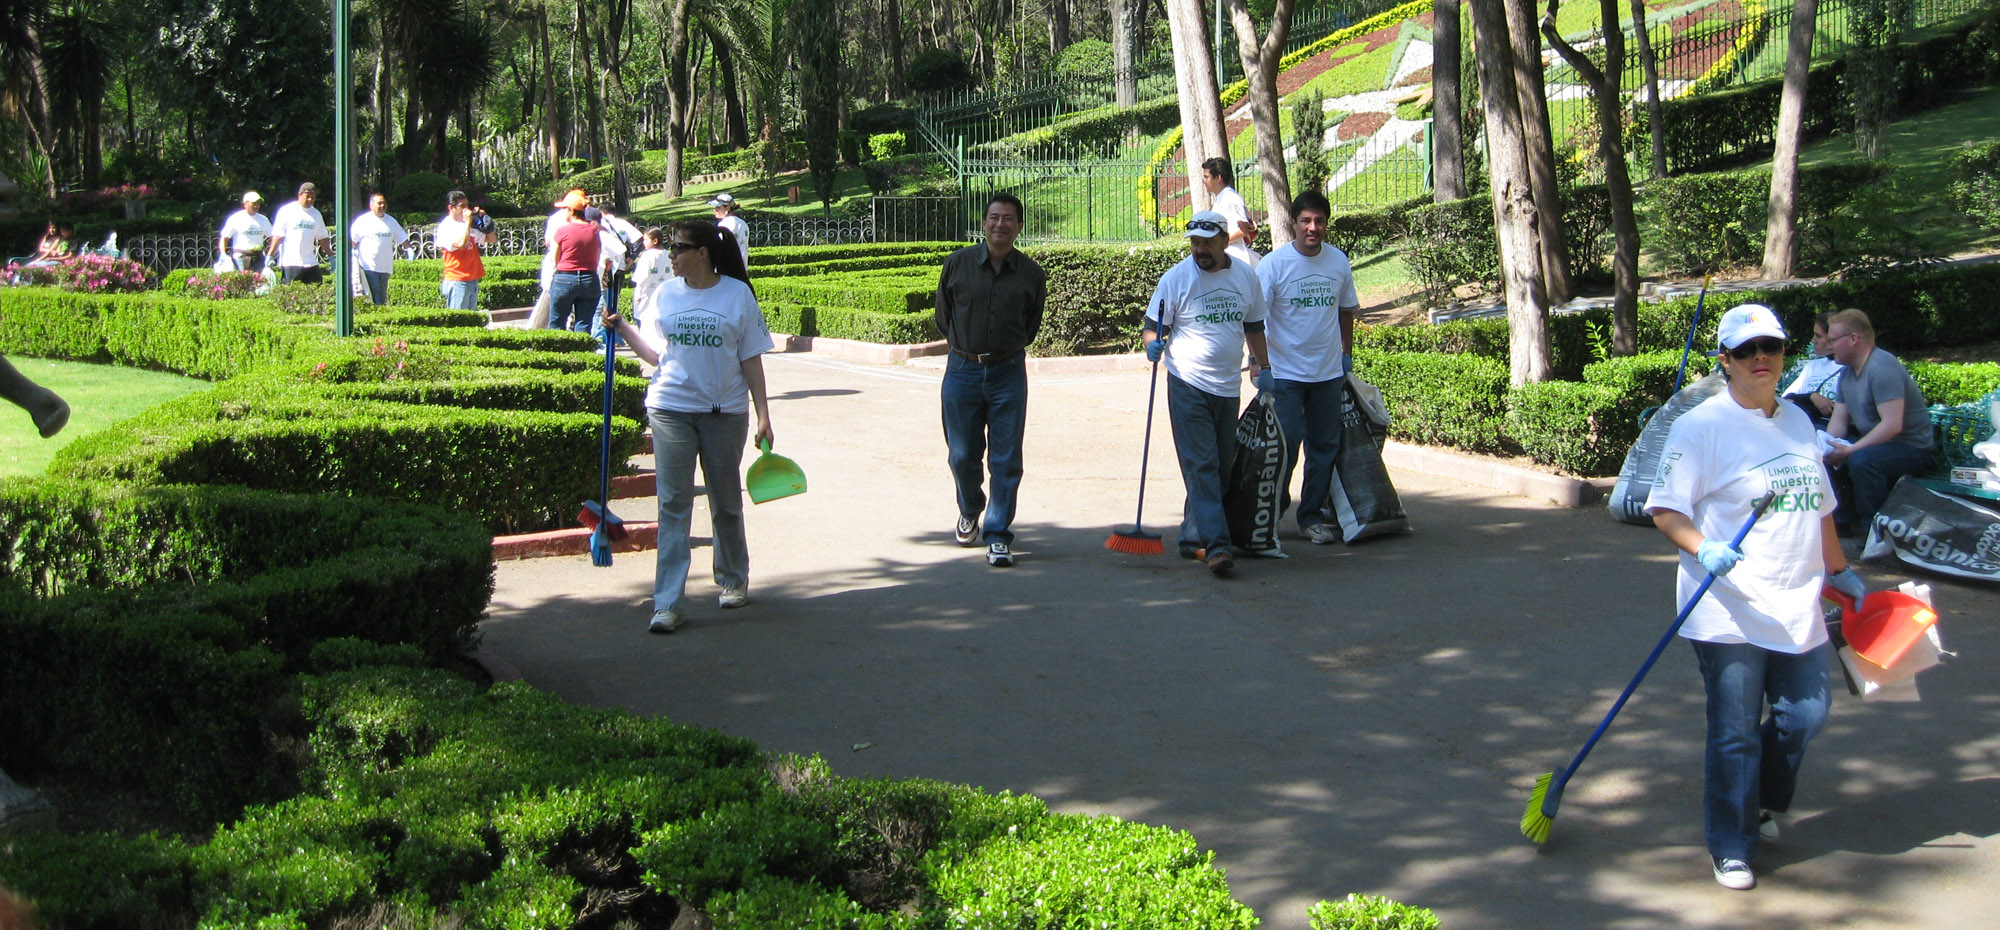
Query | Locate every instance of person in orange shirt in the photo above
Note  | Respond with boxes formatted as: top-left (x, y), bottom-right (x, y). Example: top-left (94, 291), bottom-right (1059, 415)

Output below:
top-left (434, 190), bottom-right (495, 310)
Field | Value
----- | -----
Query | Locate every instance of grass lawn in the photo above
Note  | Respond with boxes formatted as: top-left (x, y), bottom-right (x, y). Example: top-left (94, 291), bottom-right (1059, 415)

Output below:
top-left (0, 358), bottom-right (209, 478)
top-left (629, 165), bottom-right (879, 221)
top-left (1796, 80), bottom-right (2000, 258)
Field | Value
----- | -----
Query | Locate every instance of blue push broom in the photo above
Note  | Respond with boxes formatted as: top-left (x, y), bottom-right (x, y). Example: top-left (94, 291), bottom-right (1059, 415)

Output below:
top-left (579, 328), bottom-right (624, 567)
top-left (1521, 490), bottom-right (1777, 844)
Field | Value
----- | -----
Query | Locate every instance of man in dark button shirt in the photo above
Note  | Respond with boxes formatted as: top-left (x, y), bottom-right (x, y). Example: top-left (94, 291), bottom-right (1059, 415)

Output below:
top-left (934, 191), bottom-right (1047, 568)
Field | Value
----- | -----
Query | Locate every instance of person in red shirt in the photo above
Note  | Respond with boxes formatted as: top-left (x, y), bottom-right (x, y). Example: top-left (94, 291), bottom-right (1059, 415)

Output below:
top-left (546, 190), bottom-right (602, 331)
top-left (434, 190), bottom-right (494, 310)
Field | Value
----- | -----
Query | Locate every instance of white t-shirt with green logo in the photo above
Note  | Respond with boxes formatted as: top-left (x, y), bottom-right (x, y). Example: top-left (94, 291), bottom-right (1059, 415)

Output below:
top-left (271, 202), bottom-right (329, 269)
top-left (220, 209), bottom-right (272, 253)
top-left (1146, 255), bottom-right (1266, 398)
top-left (1258, 242), bottom-right (1359, 383)
top-left (638, 276), bottom-right (774, 415)
top-left (349, 212), bottom-right (408, 274)
top-left (1645, 392), bottom-right (1835, 652)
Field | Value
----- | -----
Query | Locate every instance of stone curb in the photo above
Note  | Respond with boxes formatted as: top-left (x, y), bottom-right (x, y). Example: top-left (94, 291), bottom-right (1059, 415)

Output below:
top-left (1382, 441), bottom-right (1616, 508)
top-left (492, 522), bottom-right (660, 560)
top-left (611, 472), bottom-right (654, 499)
top-left (771, 333), bottom-right (947, 364)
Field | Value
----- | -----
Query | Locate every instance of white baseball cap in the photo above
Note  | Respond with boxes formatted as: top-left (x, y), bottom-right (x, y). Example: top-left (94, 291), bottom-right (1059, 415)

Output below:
top-left (1183, 210), bottom-right (1228, 239)
top-left (1715, 303), bottom-right (1787, 351)
top-left (709, 193), bottom-right (736, 207)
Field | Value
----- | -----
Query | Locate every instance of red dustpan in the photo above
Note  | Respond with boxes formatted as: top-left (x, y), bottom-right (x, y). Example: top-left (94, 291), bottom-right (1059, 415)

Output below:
top-left (1823, 588), bottom-right (1938, 669)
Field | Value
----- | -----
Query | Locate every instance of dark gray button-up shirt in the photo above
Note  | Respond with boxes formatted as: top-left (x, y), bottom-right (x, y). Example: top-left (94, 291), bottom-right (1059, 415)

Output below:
top-left (934, 244), bottom-right (1047, 357)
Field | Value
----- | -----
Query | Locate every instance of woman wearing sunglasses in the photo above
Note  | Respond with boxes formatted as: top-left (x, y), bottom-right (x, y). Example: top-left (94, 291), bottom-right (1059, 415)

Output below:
top-left (1642, 303), bottom-right (1867, 891)
top-left (599, 220), bottom-right (773, 635)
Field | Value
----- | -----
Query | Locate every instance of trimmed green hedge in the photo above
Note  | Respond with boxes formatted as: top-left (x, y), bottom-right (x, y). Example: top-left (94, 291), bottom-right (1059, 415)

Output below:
top-left (1357, 351), bottom-right (1510, 453)
top-left (1032, 242), bottom-right (1184, 355)
top-left (0, 661), bottom-right (1261, 929)
top-left (0, 479), bottom-right (492, 818)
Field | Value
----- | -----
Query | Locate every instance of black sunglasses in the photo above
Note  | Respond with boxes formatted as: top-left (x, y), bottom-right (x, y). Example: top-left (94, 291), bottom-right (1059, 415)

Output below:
top-left (1726, 337), bottom-right (1787, 360)
top-left (1185, 219), bottom-right (1224, 233)
top-left (666, 241), bottom-right (701, 255)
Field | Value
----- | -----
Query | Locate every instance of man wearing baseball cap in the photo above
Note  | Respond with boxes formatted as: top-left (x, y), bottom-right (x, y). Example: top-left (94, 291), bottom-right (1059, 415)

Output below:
top-left (217, 191), bottom-right (273, 273)
top-left (1141, 210), bottom-right (1272, 575)
top-left (710, 192), bottom-right (750, 266)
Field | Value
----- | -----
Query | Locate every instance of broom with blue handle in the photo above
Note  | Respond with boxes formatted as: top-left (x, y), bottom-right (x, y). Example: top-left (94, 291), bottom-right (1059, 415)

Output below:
top-left (1521, 490), bottom-right (1776, 844)
top-left (584, 325), bottom-right (620, 567)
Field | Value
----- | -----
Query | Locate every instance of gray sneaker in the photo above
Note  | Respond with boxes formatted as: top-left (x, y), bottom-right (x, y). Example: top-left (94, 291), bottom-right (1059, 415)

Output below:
top-left (955, 515), bottom-right (980, 546)
top-left (986, 542), bottom-right (1015, 567)
top-left (718, 587), bottom-right (748, 609)
top-left (648, 609), bottom-right (683, 634)
top-left (1758, 810), bottom-right (1779, 840)
top-left (1306, 524), bottom-right (1341, 545)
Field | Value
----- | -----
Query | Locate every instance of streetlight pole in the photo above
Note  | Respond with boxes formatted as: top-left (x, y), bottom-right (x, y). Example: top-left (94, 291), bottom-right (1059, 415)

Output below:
top-left (333, 0), bottom-right (356, 337)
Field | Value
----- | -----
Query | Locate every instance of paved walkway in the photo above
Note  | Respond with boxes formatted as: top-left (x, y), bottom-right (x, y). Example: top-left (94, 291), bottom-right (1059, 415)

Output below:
top-left (477, 349), bottom-right (2000, 930)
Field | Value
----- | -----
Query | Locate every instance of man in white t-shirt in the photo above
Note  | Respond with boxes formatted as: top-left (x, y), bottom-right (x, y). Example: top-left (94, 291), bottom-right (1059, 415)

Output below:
top-left (588, 206), bottom-right (643, 344)
top-left (216, 191), bottom-right (273, 273)
top-left (349, 193), bottom-right (409, 305)
top-left (1258, 189), bottom-right (1361, 545)
top-left (711, 193), bottom-right (750, 267)
top-left (268, 182), bottom-right (331, 284)
top-left (1143, 210), bottom-right (1271, 576)
top-left (1201, 157), bottom-right (1259, 270)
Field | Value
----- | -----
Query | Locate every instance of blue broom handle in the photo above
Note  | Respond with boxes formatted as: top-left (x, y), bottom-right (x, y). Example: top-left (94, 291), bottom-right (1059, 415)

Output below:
top-left (1670, 276), bottom-right (1712, 398)
top-left (599, 329), bottom-right (615, 508)
top-left (1552, 491), bottom-right (1777, 788)
top-left (1133, 301), bottom-right (1173, 523)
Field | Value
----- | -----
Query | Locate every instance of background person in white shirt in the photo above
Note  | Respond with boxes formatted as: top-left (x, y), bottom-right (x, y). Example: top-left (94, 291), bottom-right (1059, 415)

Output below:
top-left (629, 227), bottom-right (673, 327)
top-left (1201, 157), bottom-right (1259, 270)
top-left (268, 182), bottom-right (330, 284)
top-left (710, 193), bottom-right (750, 267)
top-left (217, 192), bottom-right (273, 273)
top-left (349, 193), bottom-right (409, 305)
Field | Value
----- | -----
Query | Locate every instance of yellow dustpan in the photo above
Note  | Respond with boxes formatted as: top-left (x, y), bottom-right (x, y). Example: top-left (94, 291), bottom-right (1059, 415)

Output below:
top-left (745, 437), bottom-right (807, 504)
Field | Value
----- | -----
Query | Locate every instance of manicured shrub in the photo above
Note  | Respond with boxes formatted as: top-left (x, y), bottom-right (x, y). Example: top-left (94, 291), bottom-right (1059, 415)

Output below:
top-left (1648, 160), bottom-right (1894, 275)
top-left (0, 831), bottom-right (194, 930)
top-left (1309, 893), bottom-right (1440, 930)
top-left (1908, 360), bottom-right (2000, 405)
top-left (1508, 379), bottom-right (1644, 476)
top-left (1949, 139), bottom-right (2000, 232)
top-left (1356, 350), bottom-right (1510, 453)
top-left (391, 171), bottom-right (456, 214)
top-left (1031, 242), bottom-right (1184, 355)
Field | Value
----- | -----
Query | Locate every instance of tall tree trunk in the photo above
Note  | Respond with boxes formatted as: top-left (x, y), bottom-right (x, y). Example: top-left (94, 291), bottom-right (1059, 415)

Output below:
top-left (661, 0), bottom-right (692, 196)
top-left (576, 0), bottom-right (604, 169)
top-left (1165, 0), bottom-right (1225, 212)
top-left (1762, 0), bottom-right (1817, 278)
top-left (1470, 0), bottom-right (1551, 385)
top-left (1501, 0), bottom-right (1572, 303)
top-left (1050, 0), bottom-right (1072, 50)
top-left (719, 46), bottom-right (748, 148)
top-left (541, 10), bottom-right (563, 179)
top-left (1630, 0), bottom-right (1666, 178)
top-left (1225, 0), bottom-right (1299, 246)
top-left (1113, 0), bottom-right (1138, 106)
top-left (887, 0), bottom-right (907, 96)
top-left (373, 34), bottom-right (390, 191)
top-left (1545, 0), bottom-right (1639, 355)
top-left (1432, 0), bottom-right (1465, 200)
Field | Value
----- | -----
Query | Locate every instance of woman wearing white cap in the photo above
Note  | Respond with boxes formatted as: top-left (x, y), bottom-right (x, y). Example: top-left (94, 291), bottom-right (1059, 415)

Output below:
top-left (1643, 303), bottom-right (1868, 891)
top-left (709, 193), bottom-right (750, 266)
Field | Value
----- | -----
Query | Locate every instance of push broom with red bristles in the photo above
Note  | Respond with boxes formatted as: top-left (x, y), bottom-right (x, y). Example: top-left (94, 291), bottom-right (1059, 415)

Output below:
top-left (1108, 303), bottom-right (1169, 556)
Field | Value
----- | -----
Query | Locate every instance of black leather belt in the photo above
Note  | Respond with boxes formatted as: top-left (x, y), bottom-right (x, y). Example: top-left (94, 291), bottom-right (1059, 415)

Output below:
top-left (951, 348), bottom-right (1019, 364)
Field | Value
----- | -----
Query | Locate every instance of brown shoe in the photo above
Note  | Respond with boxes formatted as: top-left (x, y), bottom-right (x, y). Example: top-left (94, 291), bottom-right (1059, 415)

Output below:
top-left (1205, 549), bottom-right (1234, 575)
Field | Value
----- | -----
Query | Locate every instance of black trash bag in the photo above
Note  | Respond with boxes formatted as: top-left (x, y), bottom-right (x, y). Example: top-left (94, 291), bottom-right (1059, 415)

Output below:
top-left (1225, 392), bottom-right (1285, 554)
top-left (1328, 379), bottom-right (1410, 542)
top-left (1862, 481), bottom-right (2000, 583)
top-left (1608, 370), bottom-right (1728, 525)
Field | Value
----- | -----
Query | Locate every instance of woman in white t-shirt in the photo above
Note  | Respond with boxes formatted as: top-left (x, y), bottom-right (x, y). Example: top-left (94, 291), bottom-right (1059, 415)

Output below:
top-left (600, 220), bottom-right (774, 635)
top-left (1643, 303), bottom-right (1868, 892)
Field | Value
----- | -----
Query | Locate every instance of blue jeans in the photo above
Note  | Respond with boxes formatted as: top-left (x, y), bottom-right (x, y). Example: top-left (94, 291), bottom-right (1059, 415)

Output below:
top-left (361, 270), bottom-right (390, 306)
top-left (1691, 639), bottom-right (1831, 860)
top-left (591, 270), bottom-right (624, 346)
top-left (440, 279), bottom-right (480, 310)
top-left (1166, 375), bottom-right (1238, 556)
top-left (941, 354), bottom-right (1028, 545)
top-left (548, 271), bottom-right (600, 332)
top-left (1837, 442), bottom-right (1934, 532)
top-left (649, 408), bottom-right (750, 614)
top-left (1271, 377), bottom-right (1344, 532)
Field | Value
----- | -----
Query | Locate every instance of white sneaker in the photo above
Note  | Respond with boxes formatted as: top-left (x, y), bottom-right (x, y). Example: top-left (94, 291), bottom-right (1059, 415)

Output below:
top-left (955, 515), bottom-right (980, 546)
top-left (1758, 811), bottom-right (1780, 840)
top-left (1711, 857), bottom-right (1755, 891)
top-left (648, 609), bottom-right (683, 634)
top-left (986, 542), bottom-right (1015, 567)
top-left (718, 587), bottom-right (748, 609)
top-left (1306, 524), bottom-right (1341, 545)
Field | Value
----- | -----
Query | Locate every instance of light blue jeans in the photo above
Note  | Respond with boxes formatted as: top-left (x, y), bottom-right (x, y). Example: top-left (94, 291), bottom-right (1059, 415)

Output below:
top-left (649, 408), bottom-right (750, 614)
top-left (1691, 639), bottom-right (1831, 860)
top-left (440, 278), bottom-right (480, 310)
